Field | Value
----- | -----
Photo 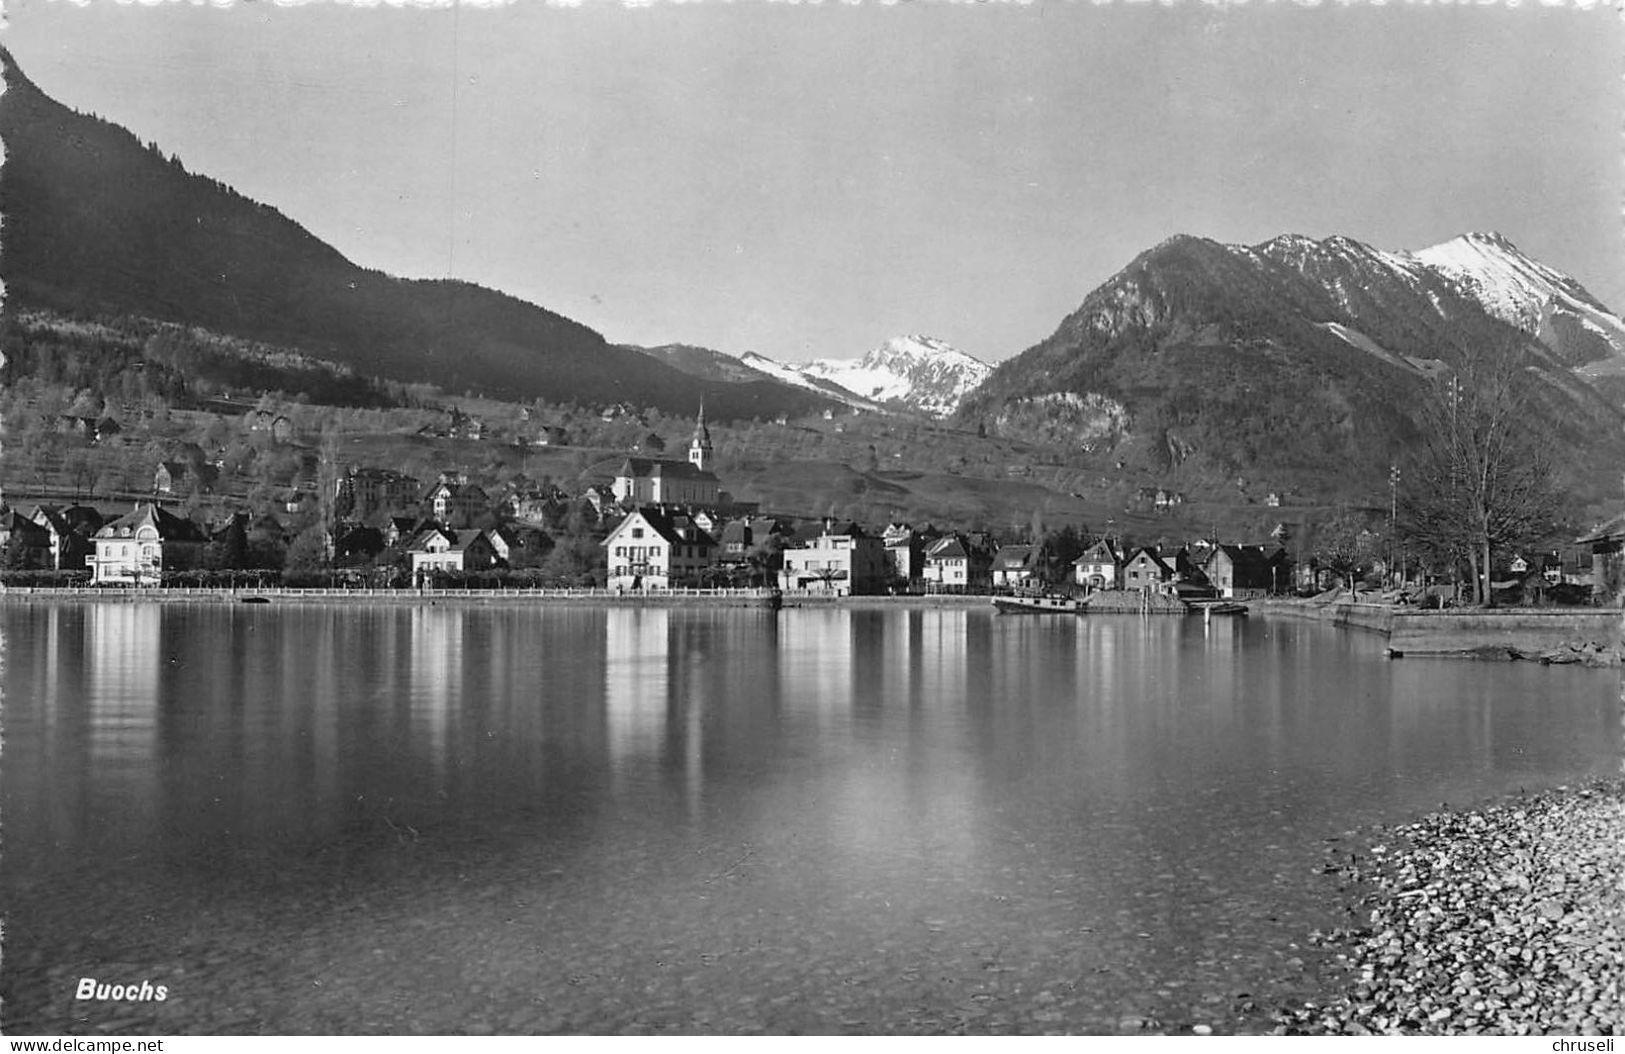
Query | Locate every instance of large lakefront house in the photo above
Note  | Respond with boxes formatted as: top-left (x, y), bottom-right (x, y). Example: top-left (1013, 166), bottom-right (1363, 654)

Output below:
top-left (88, 503), bottom-right (208, 584)
top-left (603, 507), bottom-right (718, 590)
top-left (779, 522), bottom-right (887, 596)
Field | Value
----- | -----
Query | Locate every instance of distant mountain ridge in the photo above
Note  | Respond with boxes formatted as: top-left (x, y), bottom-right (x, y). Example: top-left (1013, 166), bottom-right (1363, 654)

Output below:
top-left (794, 336), bottom-right (992, 417)
top-left (958, 231), bottom-right (1625, 492)
top-left (0, 48), bottom-right (833, 421)
top-left (635, 337), bottom-right (991, 418)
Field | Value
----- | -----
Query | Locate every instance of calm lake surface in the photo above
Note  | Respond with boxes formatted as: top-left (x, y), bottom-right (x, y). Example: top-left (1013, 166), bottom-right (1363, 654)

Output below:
top-left (2, 602), bottom-right (1619, 1035)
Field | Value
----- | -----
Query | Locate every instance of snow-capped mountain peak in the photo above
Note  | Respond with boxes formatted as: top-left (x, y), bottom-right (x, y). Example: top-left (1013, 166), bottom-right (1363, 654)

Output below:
top-left (1407, 231), bottom-right (1625, 368)
top-left (795, 336), bottom-right (993, 417)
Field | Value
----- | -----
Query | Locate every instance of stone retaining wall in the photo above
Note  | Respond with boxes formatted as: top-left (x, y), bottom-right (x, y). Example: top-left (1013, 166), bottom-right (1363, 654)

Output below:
top-left (1260, 600), bottom-right (1623, 657)
top-left (1080, 590), bottom-right (1189, 614)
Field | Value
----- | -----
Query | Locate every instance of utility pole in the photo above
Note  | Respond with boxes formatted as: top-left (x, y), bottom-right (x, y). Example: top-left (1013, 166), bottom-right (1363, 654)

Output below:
top-left (1389, 464), bottom-right (1400, 589)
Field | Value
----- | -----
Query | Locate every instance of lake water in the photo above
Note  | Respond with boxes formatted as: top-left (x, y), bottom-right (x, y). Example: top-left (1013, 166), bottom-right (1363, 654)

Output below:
top-left (1, 602), bottom-right (1619, 1035)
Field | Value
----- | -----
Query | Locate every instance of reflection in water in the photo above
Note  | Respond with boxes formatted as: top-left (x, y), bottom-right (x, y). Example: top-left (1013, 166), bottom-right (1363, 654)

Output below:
top-left (603, 608), bottom-right (672, 789)
top-left (409, 607), bottom-right (464, 782)
top-left (0, 603), bottom-right (1619, 1035)
top-left (85, 605), bottom-right (160, 820)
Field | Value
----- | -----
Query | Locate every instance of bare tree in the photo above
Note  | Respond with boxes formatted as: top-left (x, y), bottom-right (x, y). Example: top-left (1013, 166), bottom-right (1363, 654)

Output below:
top-left (1398, 351), bottom-right (1560, 606)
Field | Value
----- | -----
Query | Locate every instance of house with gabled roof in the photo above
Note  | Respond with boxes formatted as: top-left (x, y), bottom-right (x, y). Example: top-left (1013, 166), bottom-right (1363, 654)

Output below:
top-left (88, 503), bottom-right (208, 584)
top-left (991, 544), bottom-right (1041, 589)
top-left (881, 522), bottom-right (932, 585)
top-left (482, 524), bottom-right (521, 566)
top-left (28, 504), bottom-right (100, 571)
top-left (405, 526), bottom-right (497, 578)
top-left (154, 460), bottom-right (219, 496)
top-left (717, 516), bottom-right (788, 567)
top-left (603, 506), bottom-right (718, 589)
top-left (1203, 544), bottom-right (1284, 598)
top-left (0, 508), bottom-right (52, 570)
top-left (923, 534), bottom-right (992, 590)
top-left (421, 474), bottom-right (490, 528)
top-left (1072, 539), bottom-right (1123, 591)
top-left (1121, 546), bottom-right (1175, 592)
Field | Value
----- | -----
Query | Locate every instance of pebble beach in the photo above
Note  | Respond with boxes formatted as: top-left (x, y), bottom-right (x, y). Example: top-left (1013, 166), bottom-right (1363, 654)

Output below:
top-left (1274, 778), bottom-right (1625, 1036)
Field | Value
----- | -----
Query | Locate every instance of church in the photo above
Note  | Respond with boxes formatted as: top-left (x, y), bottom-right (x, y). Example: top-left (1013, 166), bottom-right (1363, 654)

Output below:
top-left (611, 406), bottom-right (722, 508)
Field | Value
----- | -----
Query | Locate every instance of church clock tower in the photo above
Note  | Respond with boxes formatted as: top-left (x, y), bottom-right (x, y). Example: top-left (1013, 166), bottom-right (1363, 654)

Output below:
top-left (688, 402), bottom-right (713, 472)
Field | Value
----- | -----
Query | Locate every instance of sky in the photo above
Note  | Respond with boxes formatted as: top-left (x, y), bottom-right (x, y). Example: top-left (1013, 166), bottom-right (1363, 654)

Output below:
top-left (1, 0), bottom-right (1621, 365)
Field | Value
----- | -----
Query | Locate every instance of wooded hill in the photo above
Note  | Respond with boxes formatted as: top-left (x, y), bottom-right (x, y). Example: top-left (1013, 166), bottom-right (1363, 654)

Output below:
top-left (0, 48), bottom-right (835, 422)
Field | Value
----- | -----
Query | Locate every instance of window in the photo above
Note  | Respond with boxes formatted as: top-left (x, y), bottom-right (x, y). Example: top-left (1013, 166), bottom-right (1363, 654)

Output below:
top-left (632, 527), bottom-right (645, 539)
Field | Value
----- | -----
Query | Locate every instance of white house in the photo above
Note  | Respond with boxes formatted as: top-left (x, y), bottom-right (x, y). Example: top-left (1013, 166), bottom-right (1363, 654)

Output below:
top-left (88, 503), bottom-right (207, 585)
top-left (923, 535), bottom-right (991, 589)
top-left (780, 523), bottom-right (886, 596)
top-left (603, 507), bottom-right (717, 589)
top-left (991, 544), bottom-right (1041, 589)
top-left (405, 527), bottom-right (497, 578)
top-left (1072, 540), bottom-right (1123, 591)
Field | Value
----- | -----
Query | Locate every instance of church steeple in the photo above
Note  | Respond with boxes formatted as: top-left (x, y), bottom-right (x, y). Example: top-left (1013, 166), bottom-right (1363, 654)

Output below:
top-left (688, 401), bottom-right (713, 472)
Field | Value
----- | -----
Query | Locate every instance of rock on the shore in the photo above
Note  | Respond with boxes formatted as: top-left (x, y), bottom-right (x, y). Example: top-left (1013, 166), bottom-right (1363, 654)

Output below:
top-left (1279, 780), bottom-right (1625, 1035)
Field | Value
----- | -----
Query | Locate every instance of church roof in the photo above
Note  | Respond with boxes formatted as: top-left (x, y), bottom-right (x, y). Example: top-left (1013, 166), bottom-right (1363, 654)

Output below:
top-left (618, 457), bottom-right (719, 483)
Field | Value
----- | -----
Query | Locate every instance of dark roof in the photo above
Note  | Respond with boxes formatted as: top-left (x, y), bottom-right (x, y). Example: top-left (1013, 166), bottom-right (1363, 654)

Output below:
top-left (613, 506), bottom-right (717, 548)
top-left (618, 458), bottom-right (719, 483)
top-left (993, 545), bottom-right (1037, 570)
top-left (405, 526), bottom-right (456, 551)
top-left (28, 504), bottom-right (70, 535)
top-left (422, 480), bottom-right (489, 502)
top-left (62, 505), bottom-right (106, 533)
top-left (1, 510), bottom-right (51, 544)
top-left (335, 525), bottom-right (384, 554)
top-left (1073, 540), bottom-right (1121, 565)
top-left (1126, 547), bottom-right (1173, 572)
top-left (449, 529), bottom-right (493, 552)
top-left (1207, 543), bottom-right (1278, 574)
top-left (1577, 513), bottom-right (1625, 545)
top-left (94, 503), bottom-right (207, 543)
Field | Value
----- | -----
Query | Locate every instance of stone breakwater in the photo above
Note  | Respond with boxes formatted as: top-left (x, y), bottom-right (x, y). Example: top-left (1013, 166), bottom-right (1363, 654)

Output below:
top-left (1260, 598), bottom-right (1625, 665)
top-left (1275, 781), bottom-right (1625, 1036)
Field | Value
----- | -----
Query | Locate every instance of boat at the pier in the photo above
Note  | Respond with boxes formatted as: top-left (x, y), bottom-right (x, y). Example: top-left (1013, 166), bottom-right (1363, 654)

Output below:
top-left (1189, 600), bottom-right (1248, 616)
top-left (992, 592), bottom-right (1084, 614)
